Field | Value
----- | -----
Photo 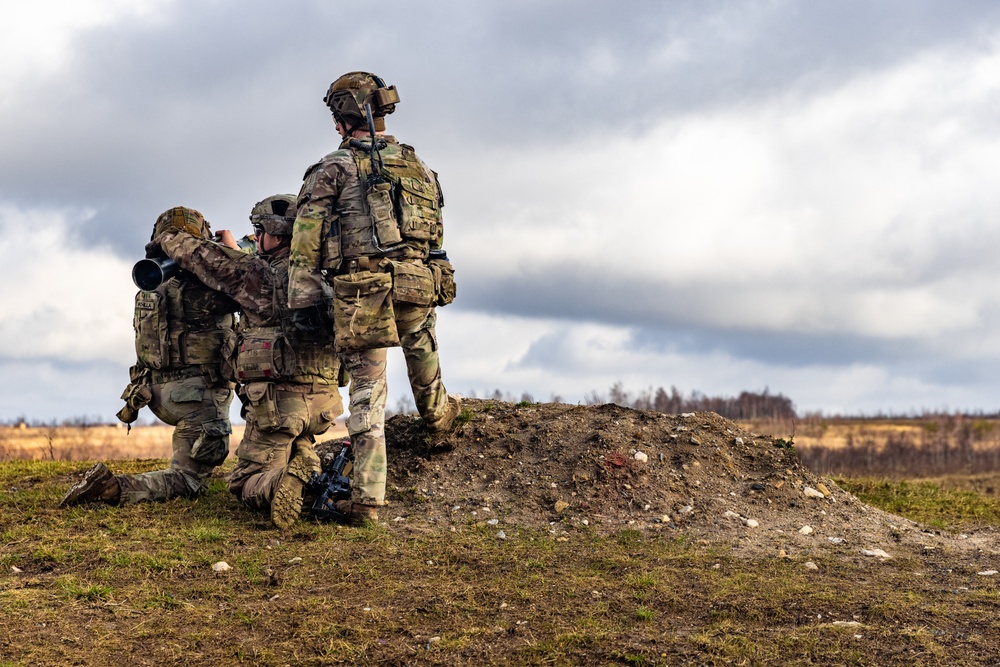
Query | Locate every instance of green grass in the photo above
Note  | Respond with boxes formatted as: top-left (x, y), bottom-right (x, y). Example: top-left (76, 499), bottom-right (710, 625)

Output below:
top-left (836, 476), bottom-right (1000, 529)
top-left (3, 460), bottom-right (1000, 665)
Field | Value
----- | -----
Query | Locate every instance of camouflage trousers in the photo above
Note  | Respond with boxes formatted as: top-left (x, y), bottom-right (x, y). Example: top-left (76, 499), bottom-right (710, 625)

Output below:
top-left (117, 374), bottom-right (233, 504)
top-left (227, 382), bottom-right (342, 513)
top-left (340, 303), bottom-right (449, 505)
top-left (340, 348), bottom-right (388, 505)
top-left (396, 304), bottom-right (449, 424)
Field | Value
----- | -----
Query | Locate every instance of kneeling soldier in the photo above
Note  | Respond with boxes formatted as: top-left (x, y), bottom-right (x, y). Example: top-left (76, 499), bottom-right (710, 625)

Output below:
top-left (61, 209), bottom-right (238, 508)
top-left (132, 199), bottom-right (341, 528)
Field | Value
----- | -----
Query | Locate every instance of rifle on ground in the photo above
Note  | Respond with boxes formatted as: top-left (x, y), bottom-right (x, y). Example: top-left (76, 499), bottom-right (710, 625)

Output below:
top-left (307, 441), bottom-right (353, 523)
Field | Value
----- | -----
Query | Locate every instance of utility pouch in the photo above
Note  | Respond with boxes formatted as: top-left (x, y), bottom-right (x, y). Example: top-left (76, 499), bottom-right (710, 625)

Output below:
top-left (236, 327), bottom-right (291, 381)
top-left (117, 366), bottom-right (153, 424)
top-left (367, 182), bottom-right (403, 246)
top-left (244, 381), bottom-right (281, 431)
top-left (389, 260), bottom-right (436, 306)
top-left (428, 258), bottom-right (456, 307)
top-left (116, 384), bottom-right (152, 424)
top-left (332, 271), bottom-right (399, 353)
top-left (321, 215), bottom-right (343, 272)
top-left (134, 291), bottom-right (169, 369)
top-left (397, 175), bottom-right (442, 243)
top-left (181, 330), bottom-right (227, 366)
top-left (219, 328), bottom-right (238, 382)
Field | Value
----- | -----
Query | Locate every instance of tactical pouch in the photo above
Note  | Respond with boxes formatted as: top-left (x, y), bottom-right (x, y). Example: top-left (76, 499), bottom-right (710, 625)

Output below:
top-left (116, 384), bottom-right (152, 424)
top-left (244, 381), bottom-right (281, 431)
top-left (321, 218), bottom-right (343, 272)
top-left (219, 328), bottom-right (238, 382)
top-left (236, 327), bottom-right (292, 381)
top-left (367, 182), bottom-right (403, 246)
top-left (134, 291), bottom-right (169, 369)
top-left (117, 367), bottom-right (153, 424)
top-left (396, 175), bottom-right (443, 243)
top-left (428, 258), bottom-right (456, 307)
top-left (190, 418), bottom-right (231, 465)
top-left (389, 260), bottom-right (436, 306)
top-left (181, 330), bottom-right (227, 366)
top-left (332, 271), bottom-right (399, 353)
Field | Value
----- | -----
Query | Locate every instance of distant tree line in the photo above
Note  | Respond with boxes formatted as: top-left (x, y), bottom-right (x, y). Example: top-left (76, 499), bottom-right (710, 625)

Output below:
top-left (585, 383), bottom-right (798, 420)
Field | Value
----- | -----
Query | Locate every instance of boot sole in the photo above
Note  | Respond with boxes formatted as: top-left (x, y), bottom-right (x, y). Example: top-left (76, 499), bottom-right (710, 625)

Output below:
top-left (270, 455), bottom-right (315, 529)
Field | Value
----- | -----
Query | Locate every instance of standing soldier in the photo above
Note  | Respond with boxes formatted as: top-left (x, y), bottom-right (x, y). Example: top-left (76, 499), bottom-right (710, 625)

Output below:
top-left (61, 208), bottom-right (238, 508)
top-left (151, 198), bottom-right (343, 529)
top-left (287, 71), bottom-right (460, 525)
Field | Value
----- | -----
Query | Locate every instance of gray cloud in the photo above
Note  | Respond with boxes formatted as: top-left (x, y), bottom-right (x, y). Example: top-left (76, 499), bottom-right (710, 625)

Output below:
top-left (5, 0), bottom-right (1000, 416)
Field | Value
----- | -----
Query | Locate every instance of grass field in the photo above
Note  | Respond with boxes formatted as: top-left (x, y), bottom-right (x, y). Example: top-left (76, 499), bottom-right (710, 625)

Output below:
top-left (4, 415), bottom-right (1000, 664)
top-left (3, 458), bottom-right (1000, 665)
top-left (0, 422), bottom-right (347, 462)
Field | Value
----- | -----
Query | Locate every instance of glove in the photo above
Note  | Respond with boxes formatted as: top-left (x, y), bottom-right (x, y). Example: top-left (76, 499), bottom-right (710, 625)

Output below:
top-left (144, 241), bottom-right (164, 259)
top-left (291, 306), bottom-right (326, 335)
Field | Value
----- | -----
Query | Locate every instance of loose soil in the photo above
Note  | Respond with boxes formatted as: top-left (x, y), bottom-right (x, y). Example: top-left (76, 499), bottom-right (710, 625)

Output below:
top-left (340, 399), bottom-right (1000, 561)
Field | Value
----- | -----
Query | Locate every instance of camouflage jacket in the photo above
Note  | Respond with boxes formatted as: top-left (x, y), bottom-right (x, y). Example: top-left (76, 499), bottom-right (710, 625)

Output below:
top-left (157, 231), bottom-right (338, 384)
top-left (288, 135), bottom-right (443, 309)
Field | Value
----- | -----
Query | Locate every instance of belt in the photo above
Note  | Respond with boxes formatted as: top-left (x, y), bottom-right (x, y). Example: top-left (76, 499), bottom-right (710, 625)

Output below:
top-left (337, 256), bottom-right (387, 275)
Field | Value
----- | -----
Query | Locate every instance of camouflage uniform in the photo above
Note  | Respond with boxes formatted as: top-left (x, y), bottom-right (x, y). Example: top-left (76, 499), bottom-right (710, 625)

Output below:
top-left (61, 208), bottom-right (238, 509)
top-left (115, 275), bottom-right (238, 503)
top-left (289, 133), bottom-right (456, 508)
top-left (156, 217), bottom-right (343, 528)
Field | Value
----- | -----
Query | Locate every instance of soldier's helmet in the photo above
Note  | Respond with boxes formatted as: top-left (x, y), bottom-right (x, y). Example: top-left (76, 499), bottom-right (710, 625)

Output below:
top-left (153, 206), bottom-right (211, 240)
top-left (323, 71), bottom-right (399, 131)
top-left (249, 194), bottom-right (297, 236)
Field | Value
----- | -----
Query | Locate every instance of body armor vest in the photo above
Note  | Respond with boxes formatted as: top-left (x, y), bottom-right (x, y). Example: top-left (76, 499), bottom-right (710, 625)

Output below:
top-left (234, 253), bottom-right (339, 384)
top-left (133, 277), bottom-right (235, 373)
top-left (317, 137), bottom-right (442, 271)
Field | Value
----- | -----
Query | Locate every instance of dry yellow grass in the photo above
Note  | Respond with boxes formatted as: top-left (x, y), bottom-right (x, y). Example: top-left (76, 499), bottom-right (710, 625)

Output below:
top-left (0, 421), bottom-right (348, 461)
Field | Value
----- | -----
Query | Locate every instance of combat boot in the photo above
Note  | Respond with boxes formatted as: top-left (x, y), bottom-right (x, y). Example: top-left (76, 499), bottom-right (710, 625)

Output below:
top-left (271, 448), bottom-right (320, 529)
top-left (333, 500), bottom-right (379, 526)
top-left (425, 394), bottom-right (462, 435)
top-left (60, 463), bottom-right (122, 507)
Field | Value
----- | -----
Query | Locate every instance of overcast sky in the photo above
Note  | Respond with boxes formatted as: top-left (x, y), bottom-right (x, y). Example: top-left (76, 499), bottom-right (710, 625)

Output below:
top-left (4, 0), bottom-right (1000, 421)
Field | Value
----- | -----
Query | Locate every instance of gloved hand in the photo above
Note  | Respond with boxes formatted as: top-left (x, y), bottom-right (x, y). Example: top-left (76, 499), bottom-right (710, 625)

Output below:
top-left (291, 306), bottom-right (326, 335)
top-left (144, 241), bottom-right (164, 259)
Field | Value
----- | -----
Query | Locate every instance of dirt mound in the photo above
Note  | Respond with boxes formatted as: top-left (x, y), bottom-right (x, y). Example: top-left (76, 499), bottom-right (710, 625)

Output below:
top-left (320, 399), bottom-right (991, 557)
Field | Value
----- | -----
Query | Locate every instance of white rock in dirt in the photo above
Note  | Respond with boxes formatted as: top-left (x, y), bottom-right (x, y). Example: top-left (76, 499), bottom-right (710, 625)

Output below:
top-left (827, 537), bottom-right (845, 544)
top-left (861, 549), bottom-right (891, 559)
top-left (496, 530), bottom-right (507, 540)
top-left (734, 437), bottom-right (744, 445)
top-left (724, 510), bottom-right (741, 519)
top-left (805, 562), bottom-right (819, 571)
top-left (212, 561), bottom-right (231, 572)
top-left (680, 505), bottom-right (693, 514)
top-left (634, 451), bottom-right (648, 463)
top-left (487, 518), bottom-right (499, 526)
top-left (799, 525), bottom-right (814, 535)
top-left (977, 570), bottom-right (999, 576)
top-left (803, 486), bottom-right (825, 499)
top-left (681, 412), bottom-right (694, 418)
top-left (10, 566), bottom-right (22, 574)
top-left (744, 519), bottom-right (759, 528)
top-left (287, 557), bottom-right (303, 564)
